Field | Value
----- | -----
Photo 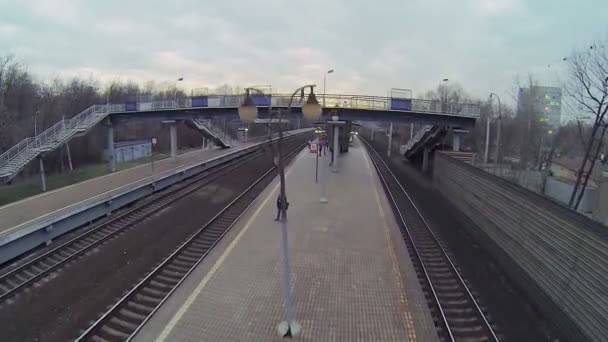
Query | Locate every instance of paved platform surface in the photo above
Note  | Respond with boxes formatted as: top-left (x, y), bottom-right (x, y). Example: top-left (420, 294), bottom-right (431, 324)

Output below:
top-left (134, 138), bottom-right (440, 342)
top-left (0, 146), bottom-right (239, 233)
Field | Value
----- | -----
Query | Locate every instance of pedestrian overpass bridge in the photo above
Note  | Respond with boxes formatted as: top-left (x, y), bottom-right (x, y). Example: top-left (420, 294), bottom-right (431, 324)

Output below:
top-left (0, 92), bottom-right (480, 182)
top-left (108, 93), bottom-right (479, 127)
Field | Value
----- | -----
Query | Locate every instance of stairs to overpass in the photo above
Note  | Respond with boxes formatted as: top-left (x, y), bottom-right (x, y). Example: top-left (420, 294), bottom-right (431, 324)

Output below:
top-left (187, 118), bottom-right (232, 148)
top-left (0, 105), bottom-right (110, 183)
top-left (400, 125), bottom-right (448, 160)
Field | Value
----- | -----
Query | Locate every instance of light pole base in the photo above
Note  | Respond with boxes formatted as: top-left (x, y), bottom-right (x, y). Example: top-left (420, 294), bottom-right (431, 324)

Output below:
top-left (277, 320), bottom-right (302, 338)
top-left (320, 197), bottom-right (328, 203)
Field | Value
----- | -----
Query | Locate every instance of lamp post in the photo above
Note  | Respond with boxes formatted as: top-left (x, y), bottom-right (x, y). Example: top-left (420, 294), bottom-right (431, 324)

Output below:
top-left (438, 78), bottom-right (449, 113)
top-left (483, 113), bottom-right (491, 164)
top-left (244, 86), bottom-right (273, 141)
top-left (323, 69), bottom-right (334, 107)
top-left (490, 93), bottom-right (502, 164)
top-left (174, 77), bottom-right (184, 106)
top-left (34, 110), bottom-right (40, 137)
top-left (239, 85), bottom-right (322, 338)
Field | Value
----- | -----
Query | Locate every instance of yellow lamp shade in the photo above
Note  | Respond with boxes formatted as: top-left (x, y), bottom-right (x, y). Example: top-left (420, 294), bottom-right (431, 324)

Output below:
top-left (302, 92), bottom-right (322, 120)
top-left (238, 96), bottom-right (258, 123)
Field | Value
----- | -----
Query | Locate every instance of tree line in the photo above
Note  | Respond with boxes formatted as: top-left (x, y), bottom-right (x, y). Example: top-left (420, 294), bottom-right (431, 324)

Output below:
top-left (0, 55), bottom-right (250, 180)
top-left (2, 38), bottom-right (606, 210)
top-left (419, 39), bottom-right (607, 211)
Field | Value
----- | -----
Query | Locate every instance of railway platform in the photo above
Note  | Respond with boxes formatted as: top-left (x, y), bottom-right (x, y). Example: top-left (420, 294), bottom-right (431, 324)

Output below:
top-left (134, 139), bottom-right (439, 341)
top-left (0, 147), bottom-right (232, 234)
top-left (0, 132), bottom-right (310, 265)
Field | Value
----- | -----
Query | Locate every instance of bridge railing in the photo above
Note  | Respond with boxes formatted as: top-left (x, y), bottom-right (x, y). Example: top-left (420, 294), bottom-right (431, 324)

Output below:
top-left (105, 94), bottom-right (481, 118)
top-left (0, 137), bottom-right (35, 168)
top-left (401, 125), bottom-right (433, 154)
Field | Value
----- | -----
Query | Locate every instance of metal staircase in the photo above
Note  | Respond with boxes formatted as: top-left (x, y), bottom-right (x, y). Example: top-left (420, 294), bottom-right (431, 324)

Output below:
top-left (188, 118), bottom-right (232, 148)
top-left (0, 105), bottom-right (110, 182)
top-left (400, 125), bottom-right (447, 160)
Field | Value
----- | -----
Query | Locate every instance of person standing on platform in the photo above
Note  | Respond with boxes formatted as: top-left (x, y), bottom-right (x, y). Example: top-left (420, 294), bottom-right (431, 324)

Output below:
top-left (321, 136), bottom-right (327, 156)
top-left (275, 195), bottom-right (289, 221)
top-left (318, 139), bottom-right (324, 156)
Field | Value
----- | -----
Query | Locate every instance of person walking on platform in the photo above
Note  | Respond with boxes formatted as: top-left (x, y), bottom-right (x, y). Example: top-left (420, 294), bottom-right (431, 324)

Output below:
top-left (275, 195), bottom-right (289, 221)
top-left (320, 136), bottom-right (327, 156)
top-left (318, 140), bottom-right (324, 156)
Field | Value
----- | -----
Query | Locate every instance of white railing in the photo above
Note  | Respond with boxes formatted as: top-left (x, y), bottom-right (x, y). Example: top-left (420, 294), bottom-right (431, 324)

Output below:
top-left (1, 92), bottom-right (480, 175)
top-left (0, 104), bottom-right (111, 173)
top-left (0, 137), bottom-right (35, 168)
top-left (401, 125), bottom-right (433, 155)
top-left (191, 118), bottom-right (231, 147)
top-left (101, 94), bottom-right (481, 118)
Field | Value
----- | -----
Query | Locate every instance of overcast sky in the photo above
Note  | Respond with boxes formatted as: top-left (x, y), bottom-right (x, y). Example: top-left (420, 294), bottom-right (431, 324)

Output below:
top-left (0, 0), bottom-right (606, 102)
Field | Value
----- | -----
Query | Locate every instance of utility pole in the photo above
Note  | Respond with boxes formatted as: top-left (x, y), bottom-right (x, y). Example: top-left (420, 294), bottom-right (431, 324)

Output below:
top-left (387, 122), bottom-right (393, 157)
top-left (490, 93), bottom-right (502, 163)
top-left (484, 114), bottom-right (491, 164)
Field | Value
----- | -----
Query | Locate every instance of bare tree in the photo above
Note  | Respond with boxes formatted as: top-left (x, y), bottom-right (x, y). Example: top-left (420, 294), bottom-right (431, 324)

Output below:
top-left (425, 82), bottom-right (471, 113)
top-left (566, 42), bottom-right (608, 210)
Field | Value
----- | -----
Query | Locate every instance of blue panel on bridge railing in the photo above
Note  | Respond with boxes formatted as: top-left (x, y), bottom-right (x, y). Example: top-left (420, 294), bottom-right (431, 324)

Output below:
top-left (192, 97), bottom-right (208, 107)
top-left (125, 101), bottom-right (137, 112)
top-left (390, 98), bottom-right (412, 111)
top-left (252, 95), bottom-right (271, 106)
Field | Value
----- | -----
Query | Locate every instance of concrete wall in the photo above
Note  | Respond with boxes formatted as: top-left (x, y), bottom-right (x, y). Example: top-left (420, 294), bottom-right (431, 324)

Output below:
top-left (478, 165), bottom-right (597, 215)
top-left (544, 176), bottom-right (596, 214)
top-left (550, 163), bottom-right (576, 181)
top-left (115, 142), bottom-right (152, 164)
top-left (477, 165), bottom-right (543, 193)
top-left (433, 152), bottom-right (608, 342)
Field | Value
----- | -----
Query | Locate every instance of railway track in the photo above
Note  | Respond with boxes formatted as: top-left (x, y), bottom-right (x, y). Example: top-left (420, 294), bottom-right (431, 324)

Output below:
top-left (362, 138), bottom-right (501, 342)
top-left (74, 141), bottom-right (305, 342)
top-left (0, 137), bottom-right (296, 303)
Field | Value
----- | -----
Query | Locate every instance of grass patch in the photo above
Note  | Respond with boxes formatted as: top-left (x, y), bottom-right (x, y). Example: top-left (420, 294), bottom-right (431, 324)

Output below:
top-left (0, 155), bottom-right (166, 207)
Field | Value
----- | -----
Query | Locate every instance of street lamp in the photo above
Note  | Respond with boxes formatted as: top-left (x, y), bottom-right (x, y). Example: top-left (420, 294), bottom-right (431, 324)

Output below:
top-left (242, 86), bottom-right (274, 140)
top-left (490, 93), bottom-right (502, 164)
top-left (33, 110), bottom-right (40, 147)
top-left (174, 77), bottom-right (184, 106)
top-left (239, 85), bottom-right (321, 338)
top-left (34, 110), bottom-right (40, 137)
top-left (239, 88), bottom-right (259, 124)
top-left (323, 69), bottom-right (334, 107)
top-left (438, 79), bottom-right (449, 113)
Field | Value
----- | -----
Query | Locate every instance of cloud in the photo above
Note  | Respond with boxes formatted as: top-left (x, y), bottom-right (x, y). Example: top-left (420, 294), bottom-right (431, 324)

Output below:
top-left (470, 0), bottom-right (524, 15)
top-left (0, 0), bottom-right (604, 103)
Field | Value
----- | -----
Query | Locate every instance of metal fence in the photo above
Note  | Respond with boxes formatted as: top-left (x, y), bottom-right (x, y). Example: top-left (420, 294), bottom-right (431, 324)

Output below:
top-left (105, 93), bottom-right (481, 118)
top-left (434, 152), bottom-right (608, 342)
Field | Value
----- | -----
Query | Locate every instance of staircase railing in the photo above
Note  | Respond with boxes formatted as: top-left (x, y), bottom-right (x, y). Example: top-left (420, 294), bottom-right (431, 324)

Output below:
top-left (192, 118), bottom-right (231, 147)
top-left (34, 118), bottom-right (68, 149)
top-left (401, 125), bottom-right (433, 154)
top-left (0, 104), bottom-right (109, 171)
top-left (0, 137), bottom-right (35, 168)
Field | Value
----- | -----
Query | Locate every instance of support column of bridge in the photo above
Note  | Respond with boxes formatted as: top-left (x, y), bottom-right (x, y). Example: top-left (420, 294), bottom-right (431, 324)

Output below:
top-left (387, 122), bottom-right (393, 157)
top-left (452, 129), bottom-right (469, 152)
top-left (107, 123), bottom-right (116, 173)
top-left (422, 147), bottom-right (430, 172)
top-left (170, 123), bottom-right (177, 161)
top-left (162, 120), bottom-right (178, 162)
top-left (38, 156), bottom-right (47, 192)
top-left (328, 115), bottom-right (345, 173)
top-left (453, 133), bottom-right (461, 152)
